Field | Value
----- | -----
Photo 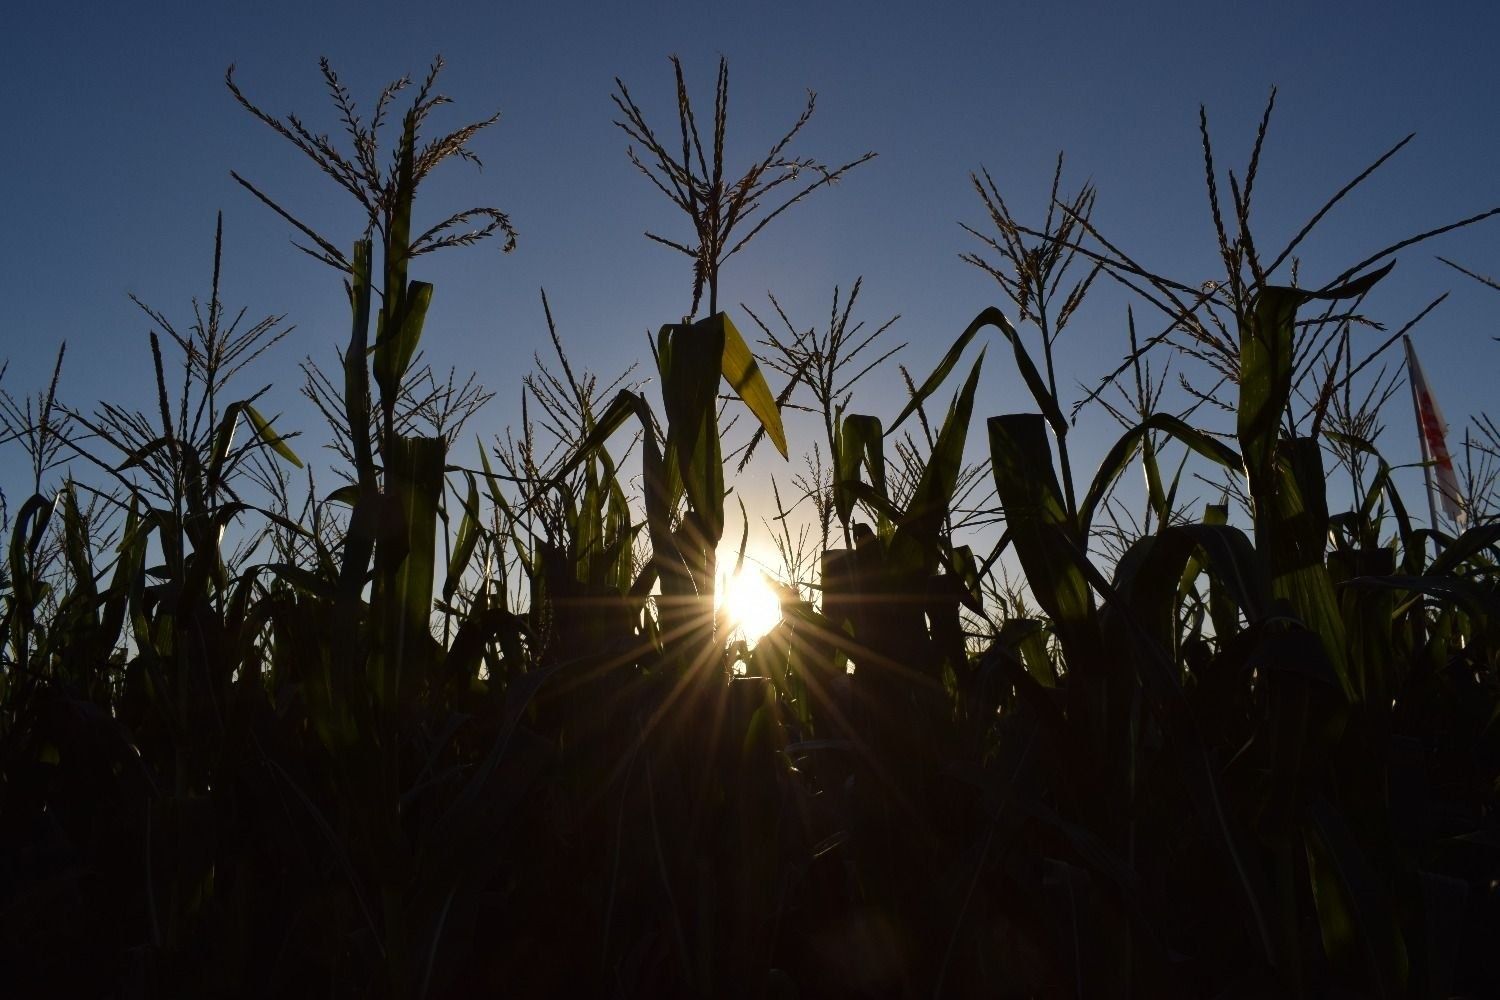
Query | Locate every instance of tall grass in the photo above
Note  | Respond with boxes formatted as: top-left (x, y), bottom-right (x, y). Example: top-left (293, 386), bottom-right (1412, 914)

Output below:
top-left (2, 60), bottom-right (1499, 999)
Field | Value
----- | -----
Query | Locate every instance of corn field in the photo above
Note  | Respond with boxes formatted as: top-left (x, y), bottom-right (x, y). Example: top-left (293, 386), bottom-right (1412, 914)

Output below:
top-left (2, 59), bottom-right (1498, 999)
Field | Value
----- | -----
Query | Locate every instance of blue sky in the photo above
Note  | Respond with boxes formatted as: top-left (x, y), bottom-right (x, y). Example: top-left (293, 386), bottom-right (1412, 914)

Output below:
top-left (5, 1), bottom-right (1499, 561)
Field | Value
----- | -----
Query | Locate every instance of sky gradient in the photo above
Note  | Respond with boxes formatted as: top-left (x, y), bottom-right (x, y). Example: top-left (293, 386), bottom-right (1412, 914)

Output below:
top-left (5, 1), bottom-right (1500, 558)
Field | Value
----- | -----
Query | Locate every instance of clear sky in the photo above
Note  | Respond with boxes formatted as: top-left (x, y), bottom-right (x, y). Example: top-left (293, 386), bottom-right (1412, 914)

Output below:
top-left (5, 1), bottom-right (1499, 558)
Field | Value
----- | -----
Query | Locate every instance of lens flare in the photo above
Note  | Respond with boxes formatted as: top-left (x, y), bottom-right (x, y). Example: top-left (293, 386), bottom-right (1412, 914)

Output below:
top-left (721, 569), bottom-right (782, 642)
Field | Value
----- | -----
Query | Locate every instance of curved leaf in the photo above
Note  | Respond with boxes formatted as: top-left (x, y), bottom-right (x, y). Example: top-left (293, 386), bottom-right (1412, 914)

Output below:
top-left (715, 312), bottom-right (787, 459)
top-left (1079, 412), bottom-right (1242, 538)
top-left (444, 472), bottom-right (482, 603)
top-left (889, 307), bottom-right (1062, 436)
top-left (244, 403), bottom-right (303, 468)
top-left (987, 413), bottom-right (1094, 650)
top-left (834, 413), bottom-right (885, 529)
top-left (891, 350), bottom-right (985, 576)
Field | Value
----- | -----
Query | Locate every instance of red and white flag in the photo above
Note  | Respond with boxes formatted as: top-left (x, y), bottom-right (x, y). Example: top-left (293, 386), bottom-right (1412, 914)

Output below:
top-left (1404, 335), bottom-right (1465, 528)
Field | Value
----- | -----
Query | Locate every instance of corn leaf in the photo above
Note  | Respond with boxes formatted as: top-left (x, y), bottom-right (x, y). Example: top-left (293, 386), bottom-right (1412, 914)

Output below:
top-left (1426, 522), bottom-right (1500, 577)
top-left (891, 350), bottom-right (984, 576)
top-left (890, 306), bottom-right (1062, 437)
top-left (374, 434), bottom-right (447, 709)
top-left (116, 438), bottom-right (172, 472)
top-left (541, 389), bottom-right (657, 492)
top-left (1269, 443), bottom-right (1353, 699)
top-left (1079, 413), bottom-right (1241, 538)
top-left (713, 312), bottom-right (787, 459)
top-left (659, 321), bottom-right (726, 542)
top-left (1241, 265), bottom-right (1394, 530)
top-left (834, 413), bottom-right (885, 529)
top-left (444, 472), bottom-right (481, 603)
top-left (244, 403), bottom-right (303, 468)
top-left (373, 279), bottom-right (434, 403)
top-left (988, 414), bottom-right (1093, 649)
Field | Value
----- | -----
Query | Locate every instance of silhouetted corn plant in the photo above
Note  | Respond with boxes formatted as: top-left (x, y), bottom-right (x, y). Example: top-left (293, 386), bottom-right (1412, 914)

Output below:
top-left (613, 56), bottom-right (875, 318)
top-left (7, 59), bottom-right (1500, 1000)
top-left (906, 99), bottom-right (1500, 996)
top-left (748, 277), bottom-right (903, 548)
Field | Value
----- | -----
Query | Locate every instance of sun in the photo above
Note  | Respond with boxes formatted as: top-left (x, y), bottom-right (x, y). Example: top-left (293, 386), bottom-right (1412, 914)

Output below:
top-left (720, 568), bottom-right (783, 643)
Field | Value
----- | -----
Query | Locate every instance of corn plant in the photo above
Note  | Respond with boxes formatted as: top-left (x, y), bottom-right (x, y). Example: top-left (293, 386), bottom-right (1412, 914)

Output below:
top-left (5, 58), bottom-right (1500, 1000)
top-left (885, 99), bottom-right (1500, 996)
